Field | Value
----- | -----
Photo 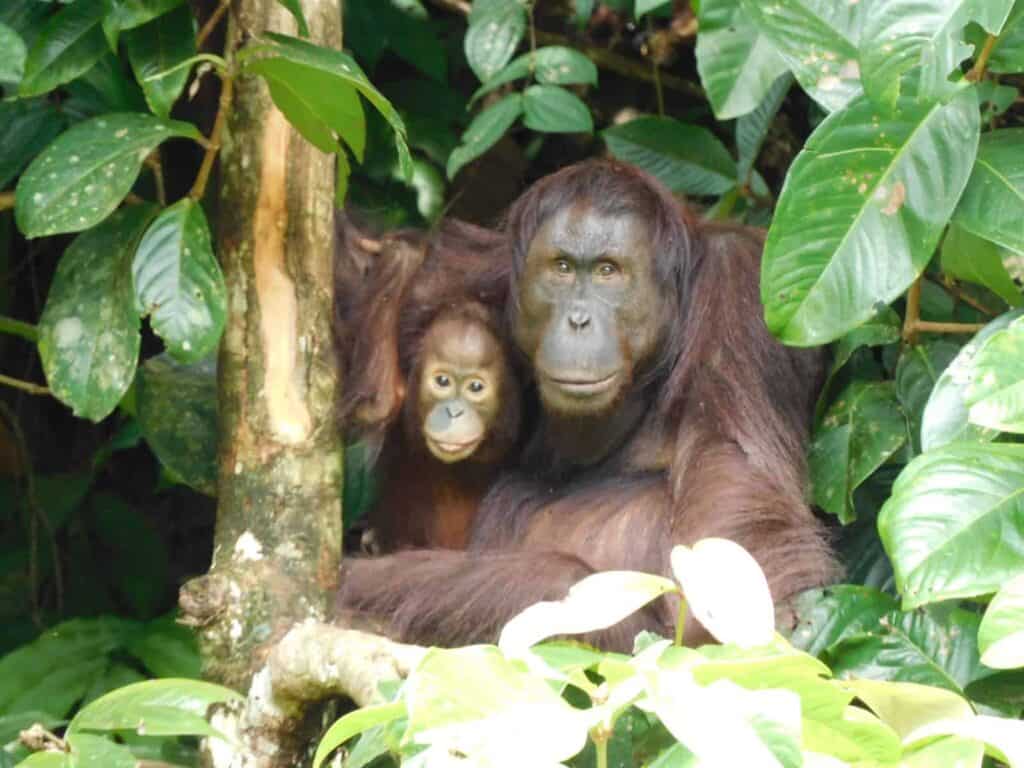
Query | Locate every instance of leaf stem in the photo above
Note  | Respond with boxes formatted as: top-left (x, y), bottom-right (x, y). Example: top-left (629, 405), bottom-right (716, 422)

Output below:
top-left (928, 273), bottom-right (998, 317)
top-left (596, 738), bottom-right (608, 768)
top-left (0, 315), bottom-right (39, 342)
top-left (674, 598), bottom-right (687, 646)
top-left (902, 276), bottom-right (923, 344)
top-left (967, 34), bottom-right (998, 82)
top-left (0, 191), bottom-right (13, 211)
top-left (913, 320), bottom-right (986, 334)
top-left (146, 152), bottom-right (166, 206)
top-left (190, 72), bottom-right (233, 201)
top-left (0, 373), bottom-right (49, 396)
top-left (196, 0), bottom-right (231, 50)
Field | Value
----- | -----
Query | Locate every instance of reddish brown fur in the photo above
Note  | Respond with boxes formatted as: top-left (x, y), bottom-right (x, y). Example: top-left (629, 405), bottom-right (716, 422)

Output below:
top-left (335, 161), bottom-right (838, 650)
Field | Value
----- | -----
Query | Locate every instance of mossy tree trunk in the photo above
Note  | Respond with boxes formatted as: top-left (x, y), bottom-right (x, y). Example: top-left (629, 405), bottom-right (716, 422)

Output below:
top-left (179, 0), bottom-right (343, 701)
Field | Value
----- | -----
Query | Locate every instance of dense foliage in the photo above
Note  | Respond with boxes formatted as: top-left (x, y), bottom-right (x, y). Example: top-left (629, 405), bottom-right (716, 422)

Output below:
top-left (3, 0), bottom-right (1024, 765)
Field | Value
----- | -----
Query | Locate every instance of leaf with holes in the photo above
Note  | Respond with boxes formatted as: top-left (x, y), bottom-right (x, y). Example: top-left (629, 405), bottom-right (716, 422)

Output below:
top-left (37, 205), bottom-right (157, 422)
top-left (953, 128), bottom-right (1024, 256)
top-left (761, 86), bottom-right (979, 345)
top-left (809, 381), bottom-right (908, 524)
top-left (603, 116), bottom-right (736, 196)
top-left (18, 0), bottom-right (108, 97)
top-left (965, 317), bottom-right (1024, 433)
top-left (15, 113), bottom-right (200, 238)
top-left (942, 224), bottom-right (1023, 309)
top-left (895, 340), bottom-right (962, 454)
top-left (522, 84), bottom-right (593, 134)
top-left (739, 0), bottom-right (868, 112)
top-left (696, 0), bottom-right (788, 120)
top-left (880, 442), bottom-right (1024, 608)
top-left (860, 0), bottom-right (1014, 108)
top-left (446, 93), bottom-right (523, 179)
top-left (124, 4), bottom-right (196, 119)
top-left (133, 199), bottom-right (226, 363)
top-left (471, 46), bottom-right (597, 103)
top-left (464, 0), bottom-right (526, 83)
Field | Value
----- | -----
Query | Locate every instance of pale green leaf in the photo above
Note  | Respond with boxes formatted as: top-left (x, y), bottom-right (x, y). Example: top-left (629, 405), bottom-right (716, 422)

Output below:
top-left (966, 318), bottom-right (1024, 432)
top-left (953, 128), bottom-right (1024, 256)
top-left (979, 573), bottom-right (1024, 669)
top-left (942, 224), bottom-right (1023, 308)
top-left (313, 702), bottom-right (405, 768)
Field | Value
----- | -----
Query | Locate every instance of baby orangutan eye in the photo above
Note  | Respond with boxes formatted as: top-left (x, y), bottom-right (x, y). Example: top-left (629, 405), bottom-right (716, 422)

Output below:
top-left (467, 379), bottom-right (485, 393)
top-left (435, 374), bottom-right (451, 388)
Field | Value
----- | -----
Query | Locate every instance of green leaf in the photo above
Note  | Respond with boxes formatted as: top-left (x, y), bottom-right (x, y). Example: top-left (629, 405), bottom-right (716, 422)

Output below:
top-left (246, 59), bottom-right (366, 158)
top-left (68, 678), bottom-right (241, 737)
top-left (522, 84), bottom-right (593, 134)
top-left (896, 340), bottom-right (962, 453)
top-left (905, 715), bottom-right (1024, 768)
top-left (275, 0), bottom-right (310, 37)
top-left (636, 0), bottom-right (672, 18)
top-left (313, 702), bottom-right (405, 768)
top-left (0, 617), bottom-right (139, 717)
top-left (761, 86), bottom-right (980, 345)
top-left (471, 46), bottom-right (597, 103)
top-left (942, 224), bottom-right (1023, 308)
top-left (446, 93), bottom-right (523, 179)
top-left (124, 4), bottom-right (196, 119)
top-left (137, 353), bottom-right (218, 496)
top-left (696, 0), bottom-right (788, 120)
top-left (979, 574), bottom-right (1024, 669)
top-left (15, 113), bottom-right (200, 238)
top-left (736, 74), bottom-right (792, 181)
top-left (0, 23), bottom-right (27, 84)
top-left (67, 733), bottom-right (136, 768)
top-left (16, 752), bottom-right (72, 768)
top-left (0, 99), bottom-right (65, 190)
top-left (19, 0), bottom-right (108, 97)
top-left (827, 605), bottom-right (983, 696)
top-left (860, 0), bottom-right (1014, 108)
top-left (902, 736), bottom-right (986, 768)
top-left (971, 0), bottom-right (1024, 73)
top-left (464, 1), bottom-right (527, 83)
top-left (250, 33), bottom-right (411, 178)
top-left (879, 442), bottom-right (1024, 608)
top-left (603, 116), bottom-right (737, 197)
top-left (127, 615), bottom-right (200, 679)
top-left (965, 317), bottom-right (1024, 432)
top-left (789, 586), bottom-right (898, 658)
top-left (102, 0), bottom-right (185, 49)
top-left (406, 646), bottom-right (588, 765)
top-left (920, 310), bottom-right (1022, 451)
top-left (499, 570), bottom-right (677, 655)
top-left (739, 0), bottom-right (867, 112)
top-left (37, 205), bottom-right (157, 422)
top-left (809, 381), bottom-right (907, 524)
top-left (803, 707), bottom-right (902, 765)
top-left (844, 678), bottom-right (973, 739)
top-left (953, 128), bottom-right (1024, 256)
top-left (133, 199), bottom-right (226, 362)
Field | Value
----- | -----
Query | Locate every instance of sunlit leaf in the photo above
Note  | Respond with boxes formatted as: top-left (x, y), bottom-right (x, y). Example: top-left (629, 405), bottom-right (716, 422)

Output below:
top-left (313, 702), bottom-right (405, 768)
top-left (843, 678), bottom-right (973, 739)
top-left (66, 732), bottom-right (136, 768)
top-left (979, 574), bottom-right (1024, 669)
top-left (965, 317), bottom-right (1024, 433)
top-left (901, 736), bottom-right (985, 768)
top-left (906, 715), bottom-right (1024, 767)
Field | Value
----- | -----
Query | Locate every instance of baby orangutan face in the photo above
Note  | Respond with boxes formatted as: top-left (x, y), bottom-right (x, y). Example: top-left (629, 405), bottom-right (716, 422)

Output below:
top-left (414, 311), bottom-right (514, 464)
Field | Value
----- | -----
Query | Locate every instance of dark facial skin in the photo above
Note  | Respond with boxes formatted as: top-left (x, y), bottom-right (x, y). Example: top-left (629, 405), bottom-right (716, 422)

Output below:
top-left (514, 202), bottom-right (667, 419)
top-left (416, 315), bottom-right (505, 464)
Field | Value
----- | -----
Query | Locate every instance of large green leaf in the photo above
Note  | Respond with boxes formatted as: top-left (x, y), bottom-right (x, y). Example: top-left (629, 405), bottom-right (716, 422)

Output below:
top-left (971, 0), bottom-right (1024, 73)
top-left (761, 86), bottom-right (980, 345)
top-left (920, 310), bottom-right (1022, 451)
top-left (739, 0), bottom-right (868, 112)
top-left (522, 84), bottom-right (593, 133)
top-left (789, 586), bottom-right (898, 659)
top-left (603, 116), bottom-right (737, 197)
top-left (446, 93), bottom-right (523, 179)
top-left (133, 199), bottom-right (226, 363)
top-left (0, 99), bottom-right (65, 190)
top-left (826, 604), bottom-right (983, 696)
top-left (15, 113), bottom-right (200, 238)
top-left (249, 33), bottom-right (410, 178)
top-left (953, 128), bottom-right (1024, 256)
top-left (879, 442), bottom-right (1024, 608)
top-left (860, 0), bottom-right (1014, 107)
top-left (123, 4), bottom-right (196, 119)
top-left (137, 353), bottom-right (218, 495)
top-left (965, 317), bottom-right (1024, 433)
top-left (19, 0), bottom-right (108, 97)
top-left (0, 23), bottom-right (26, 84)
top-left (979, 574), bottom-right (1024, 669)
top-left (38, 205), bottom-right (157, 422)
top-left (895, 340), bottom-right (962, 453)
top-left (464, 0), bottom-right (526, 83)
top-left (66, 733), bottom-right (136, 768)
top-left (695, 0), bottom-right (789, 120)
top-left (471, 46), bottom-right (597, 103)
top-left (809, 381), bottom-right (907, 524)
top-left (942, 224), bottom-right (1023, 308)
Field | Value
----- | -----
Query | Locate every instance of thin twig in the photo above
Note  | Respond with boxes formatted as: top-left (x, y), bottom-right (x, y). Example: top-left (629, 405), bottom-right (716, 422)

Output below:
top-left (0, 191), bottom-right (13, 211)
top-left (146, 152), bottom-right (167, 206)
top-left (927, 274), bottom-right (999, 317)
top-left (0, 315), bottom-right (39, 343)
top-left (428, 0), bottom-right (471, 13)
top-left (913, 320), bottom-right (986, 335)
top-left (902, 276), bottom-right (923, 344)
top-left (0, 373), bottom-right (50, 396)
top-left (196, 0), bottom-right (230, 50)
top-left (190, 73), bottom-right (234, 200)
top-left (967, 34), bottom-right (999, 82)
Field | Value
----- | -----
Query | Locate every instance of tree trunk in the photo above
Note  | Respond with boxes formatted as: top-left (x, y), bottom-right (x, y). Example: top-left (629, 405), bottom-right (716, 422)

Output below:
top-left (179, 0), bottom-right (343, 699)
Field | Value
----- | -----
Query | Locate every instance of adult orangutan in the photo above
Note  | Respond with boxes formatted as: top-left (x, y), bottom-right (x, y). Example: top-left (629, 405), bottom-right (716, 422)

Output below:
top-left (335, 159), bottom-right (837, 650)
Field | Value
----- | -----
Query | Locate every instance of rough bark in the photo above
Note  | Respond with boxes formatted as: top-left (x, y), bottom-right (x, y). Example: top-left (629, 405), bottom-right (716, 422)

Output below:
top-left (177, 0), bottom-right (343, 763)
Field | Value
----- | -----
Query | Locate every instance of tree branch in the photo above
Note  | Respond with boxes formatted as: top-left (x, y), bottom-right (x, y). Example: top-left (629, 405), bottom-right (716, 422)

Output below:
top-left (902, 276), bottom-right (923, 344)
top-left (0, 316), bottom-right (39, 343)
top-left (190, 73), bottom-right (233, 200)
top-left (197, 0), bottom-right (231, 50)
top-left (967, 34), bottom-right (998, 82)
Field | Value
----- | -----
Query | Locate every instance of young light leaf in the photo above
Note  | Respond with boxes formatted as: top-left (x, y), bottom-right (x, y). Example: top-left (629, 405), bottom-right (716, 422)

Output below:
top-left (313, 702), bottom-right (405, 768)
top-left (842, 679), bottom-right (973, 740)
top-left (953, 128), bottom-right (1024, 256)
top-left (19, 0), bottom-right (107, 97)
top-left (905, 715), bottom-right (1024, 767)
top-left (964, 317), bottom-right (1024, 433)
top-left (66, 733), bottom-right (135, 768)
top-left (696, 0), bottom-right (788, 120)
top-left (37, 205), bottom-right (157, 422)
top-left (670, 539), bottom-right (775, 647)
top-left (762, 86), bottom-right (979, 345)
top-left (15, 113), bottom-right (201, 238)
top-left (446, 93), bottom-right (523, 179)
top-left (522, 84), bottom-right (593, 133)
top-left (133, 198), bottom-right (227, 363)
top-left (979, 574), bottom-right (1024, 669)
top-left (124, 4), bottom-right (196, 119)
top-left (603, 116), bottom-right (737, 196)
top-left (879, 443), bottom-right (1024, 608)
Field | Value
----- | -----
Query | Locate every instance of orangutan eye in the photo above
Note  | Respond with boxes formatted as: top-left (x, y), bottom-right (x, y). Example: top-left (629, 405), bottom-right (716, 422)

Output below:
top-left (554, 258), bottom-right (572, 275)
top-left (434, 374), bottom-right (451, 388)
top-left (467, 379), bottom-right (485, 394)
top-left (596, 262), bottom-right (618, 277)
